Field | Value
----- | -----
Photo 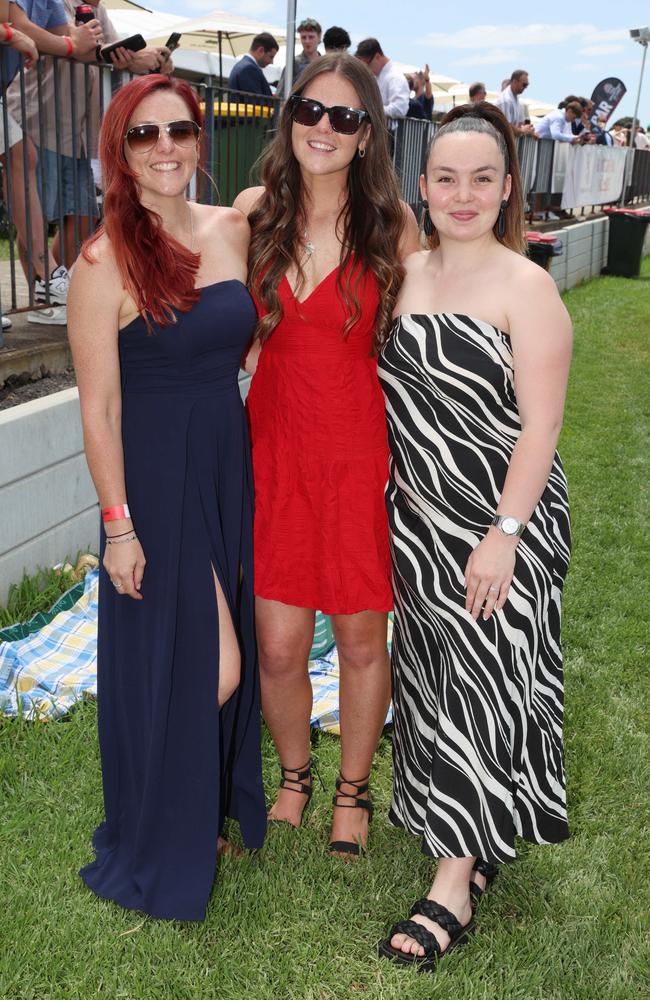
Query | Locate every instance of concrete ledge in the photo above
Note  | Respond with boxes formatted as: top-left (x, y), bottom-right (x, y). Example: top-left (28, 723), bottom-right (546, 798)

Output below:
top-left (0, 377), bottom-right (253, 604)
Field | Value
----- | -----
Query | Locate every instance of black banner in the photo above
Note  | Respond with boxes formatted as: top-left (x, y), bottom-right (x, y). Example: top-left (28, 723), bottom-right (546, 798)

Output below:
top-left (590, 78), bottom-right (626, 127)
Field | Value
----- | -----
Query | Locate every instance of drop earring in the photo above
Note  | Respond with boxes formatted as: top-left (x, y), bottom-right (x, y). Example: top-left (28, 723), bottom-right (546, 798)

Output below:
top-left (421, 199), bottom-right (434, 238)
top-left (497, 199), bottom-right (507, 239)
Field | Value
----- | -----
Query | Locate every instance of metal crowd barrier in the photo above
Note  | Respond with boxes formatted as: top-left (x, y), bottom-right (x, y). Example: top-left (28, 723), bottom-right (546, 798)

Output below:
top-left (1, 56), bottom-right (650, 322)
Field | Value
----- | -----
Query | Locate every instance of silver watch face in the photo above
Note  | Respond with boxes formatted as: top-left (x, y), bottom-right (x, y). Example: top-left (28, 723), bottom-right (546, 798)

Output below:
top-left (501, 516), bottom-right (520, 535)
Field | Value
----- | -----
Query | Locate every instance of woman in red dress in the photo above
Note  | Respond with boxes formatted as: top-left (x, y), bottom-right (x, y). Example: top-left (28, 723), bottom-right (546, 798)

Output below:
top-left (234, 54), bottom-right (419, 854)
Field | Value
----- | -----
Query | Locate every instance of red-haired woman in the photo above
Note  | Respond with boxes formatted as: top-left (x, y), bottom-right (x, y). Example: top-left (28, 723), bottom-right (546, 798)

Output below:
top-left (234, 54), bottom-right (419, 854)
top-left (68, 75), bottom-right (266, 921)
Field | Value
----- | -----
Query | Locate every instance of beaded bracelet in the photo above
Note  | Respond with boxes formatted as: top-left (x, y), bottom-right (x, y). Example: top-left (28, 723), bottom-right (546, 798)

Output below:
top-left (105, 533), bottom-right (137, 546)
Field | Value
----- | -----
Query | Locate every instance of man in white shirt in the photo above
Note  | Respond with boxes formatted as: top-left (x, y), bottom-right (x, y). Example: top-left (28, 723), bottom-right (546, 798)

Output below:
top-left (495, 69), bottom-right (535, 135)
top-left (535, 102), bottom-right (584, 143)
top-left (355, 37), bottom-right (409, 119)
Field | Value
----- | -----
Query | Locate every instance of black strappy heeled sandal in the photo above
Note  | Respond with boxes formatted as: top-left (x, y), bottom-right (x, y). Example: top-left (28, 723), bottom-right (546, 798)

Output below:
top-left (378, 897), bottom-right (476, 973)
top-left (327, 773), bottom-right (374, 857)
top-left (469, 857), bottom-right (499, 908)
top-left (271, 758), bottom-right (322, 827)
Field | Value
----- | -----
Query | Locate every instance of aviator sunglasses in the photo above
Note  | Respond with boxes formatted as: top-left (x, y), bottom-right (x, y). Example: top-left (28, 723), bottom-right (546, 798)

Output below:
top-left (124, 119), bottom-right (201, 154)
top-left (288, 95), bottom-right (369, 135)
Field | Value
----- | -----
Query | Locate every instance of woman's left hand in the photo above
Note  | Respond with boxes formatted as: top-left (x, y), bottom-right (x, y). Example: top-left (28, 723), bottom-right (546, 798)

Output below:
top-left (464, 529), bottom-right (517, 620)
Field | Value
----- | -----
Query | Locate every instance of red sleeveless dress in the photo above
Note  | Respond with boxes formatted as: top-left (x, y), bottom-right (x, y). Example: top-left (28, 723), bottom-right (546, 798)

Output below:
top-left (246, 262), bottom-right (392, 615)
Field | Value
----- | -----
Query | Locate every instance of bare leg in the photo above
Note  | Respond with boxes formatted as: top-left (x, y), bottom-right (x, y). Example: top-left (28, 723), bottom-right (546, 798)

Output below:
top-left (329, 610), bottom-right (390, 850)
top-left (214, 569), bottom-right (240, 707)
top-left (4, 139), bottom-right (48, 282)
top-left (63, 214), bottom-right (94, 270)
top-left (214, 569), bottom-right (241, 857)
top-left (390, 858), bottom-right (475, 956)
top-left (256, 597), bottom-right (315, 826)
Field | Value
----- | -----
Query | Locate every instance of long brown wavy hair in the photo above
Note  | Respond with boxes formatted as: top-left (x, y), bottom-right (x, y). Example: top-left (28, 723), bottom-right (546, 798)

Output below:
top-left (249, 53), bottom-right (406, 350)
top-left (423, 102), bottom-right (526, 254)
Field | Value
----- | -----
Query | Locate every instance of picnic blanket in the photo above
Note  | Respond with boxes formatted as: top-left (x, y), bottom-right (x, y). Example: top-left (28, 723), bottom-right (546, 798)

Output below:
top-left (0, 570), bottom-right (393, 731)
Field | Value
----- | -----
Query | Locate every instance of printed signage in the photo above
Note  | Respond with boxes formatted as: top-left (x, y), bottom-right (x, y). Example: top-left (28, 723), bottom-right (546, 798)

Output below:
top-left (590, 78), bottom-right (627, 127)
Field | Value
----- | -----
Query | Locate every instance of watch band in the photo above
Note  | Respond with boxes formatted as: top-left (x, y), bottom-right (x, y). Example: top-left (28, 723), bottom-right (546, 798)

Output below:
top-left (491, 514), bottom-right (526, 537)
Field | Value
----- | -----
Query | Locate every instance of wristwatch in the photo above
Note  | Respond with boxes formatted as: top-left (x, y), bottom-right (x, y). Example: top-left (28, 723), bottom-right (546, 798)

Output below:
top-left (491, 514), bottom-right (526, 537)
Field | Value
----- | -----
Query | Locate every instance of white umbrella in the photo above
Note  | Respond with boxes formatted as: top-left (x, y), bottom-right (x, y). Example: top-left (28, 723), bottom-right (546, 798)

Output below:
top-left (104, 4), bottom-right (287, 80)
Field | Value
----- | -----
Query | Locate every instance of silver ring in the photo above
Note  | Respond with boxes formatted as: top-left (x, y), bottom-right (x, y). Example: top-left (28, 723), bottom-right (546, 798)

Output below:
top-left (114, 583), bottom-right (123, 590)
top-left (489, 586), bottom-right (498, 593)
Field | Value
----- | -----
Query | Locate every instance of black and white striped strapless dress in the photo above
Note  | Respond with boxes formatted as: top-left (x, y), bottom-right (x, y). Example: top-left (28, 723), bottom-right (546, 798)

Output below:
top-left (378, 313), bottom-right (571, 864)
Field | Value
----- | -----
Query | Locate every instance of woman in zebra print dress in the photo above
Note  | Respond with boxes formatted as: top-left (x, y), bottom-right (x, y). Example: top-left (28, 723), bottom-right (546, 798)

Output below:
top-left (377, 103), bottom-right (573, 972)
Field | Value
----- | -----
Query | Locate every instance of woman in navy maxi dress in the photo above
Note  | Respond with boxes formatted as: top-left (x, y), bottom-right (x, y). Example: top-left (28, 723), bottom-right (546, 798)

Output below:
top-left (69, 76), bottom-right (266, 922)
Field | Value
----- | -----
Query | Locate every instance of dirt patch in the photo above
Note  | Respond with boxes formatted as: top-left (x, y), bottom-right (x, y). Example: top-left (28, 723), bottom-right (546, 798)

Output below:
top-left (0, 365), bottom-right (77, 410)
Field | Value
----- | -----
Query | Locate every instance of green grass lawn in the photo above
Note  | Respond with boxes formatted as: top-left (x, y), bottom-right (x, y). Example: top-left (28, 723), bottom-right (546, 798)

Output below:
top-left (1, 262), bottom-right (649, 999)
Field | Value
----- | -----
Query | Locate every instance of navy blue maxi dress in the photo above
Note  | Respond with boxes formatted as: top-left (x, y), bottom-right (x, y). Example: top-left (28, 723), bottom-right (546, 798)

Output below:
top-left (80, 280), bottom-right (267, 921)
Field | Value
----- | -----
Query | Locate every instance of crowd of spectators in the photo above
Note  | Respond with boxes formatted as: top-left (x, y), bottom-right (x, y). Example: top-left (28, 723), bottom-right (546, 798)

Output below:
top-left (1, 11), bottom-right (649, 330)
top-left (0, 0), bottom-right (173, 329)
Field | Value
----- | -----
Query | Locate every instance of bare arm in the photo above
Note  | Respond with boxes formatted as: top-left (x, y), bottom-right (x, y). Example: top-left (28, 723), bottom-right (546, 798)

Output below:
top-left (67, 249), bottom-right (145, 600)
top-left (464, 264), bottom-right (572, 619)
top-left (9, 3), bottom-right (102, 59)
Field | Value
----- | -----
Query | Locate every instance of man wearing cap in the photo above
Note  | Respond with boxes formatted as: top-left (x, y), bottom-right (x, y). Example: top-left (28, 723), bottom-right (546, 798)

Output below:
top-left (276, 17), bottom-right (321, 95)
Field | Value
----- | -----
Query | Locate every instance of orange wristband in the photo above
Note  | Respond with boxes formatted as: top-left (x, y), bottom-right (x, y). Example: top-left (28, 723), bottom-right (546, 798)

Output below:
top-left (63, 34), bottom-right (73, 57)
top-left (2, 22), bottom-right (14, 42)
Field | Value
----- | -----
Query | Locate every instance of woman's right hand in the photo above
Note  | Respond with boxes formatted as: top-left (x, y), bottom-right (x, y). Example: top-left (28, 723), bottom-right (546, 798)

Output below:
top-left (104, 538), bottom-right (146, 600)
top-left (242, 338), bottom-right (262, 376)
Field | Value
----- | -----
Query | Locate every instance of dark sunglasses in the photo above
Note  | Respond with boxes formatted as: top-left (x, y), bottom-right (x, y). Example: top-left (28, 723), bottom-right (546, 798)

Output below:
top-left (124, 119), bottom-right (201, 154)
top-left (288, 95), bottom-right (369, 135)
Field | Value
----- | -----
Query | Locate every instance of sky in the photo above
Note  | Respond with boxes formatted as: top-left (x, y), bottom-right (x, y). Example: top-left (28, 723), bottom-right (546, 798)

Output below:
top-left (152, 0), bottom-right (650, 126)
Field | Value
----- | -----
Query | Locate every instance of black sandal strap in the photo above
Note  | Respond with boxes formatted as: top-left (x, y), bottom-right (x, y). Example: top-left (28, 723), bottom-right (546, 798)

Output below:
top-left (410, 899), bottom-right (462, 940)
top-left (473, 857), bottom-right (499, 882)
top-left (328, 839), bottom-right (362, 857)
top-left (279, 758), bottom-right (313, 798)
top-left (332, 773), bottom-right (373, 812)
top-left (389, 919), bottom-right (441, 959)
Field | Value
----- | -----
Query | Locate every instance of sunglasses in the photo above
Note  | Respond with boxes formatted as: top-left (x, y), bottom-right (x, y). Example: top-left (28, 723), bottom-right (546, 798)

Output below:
top-left (288, 95), bottom-right (369, 135)
top-left (124, 119), bottom-right (201, 154)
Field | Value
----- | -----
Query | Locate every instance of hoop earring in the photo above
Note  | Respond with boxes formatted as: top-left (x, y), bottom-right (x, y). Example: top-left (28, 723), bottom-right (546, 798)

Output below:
top-left (497, 199), bottom-right (507, 239)
top-left (358, 146), bottom-right (366, 158)
top-left (421, 199), bottom-right (434, 238)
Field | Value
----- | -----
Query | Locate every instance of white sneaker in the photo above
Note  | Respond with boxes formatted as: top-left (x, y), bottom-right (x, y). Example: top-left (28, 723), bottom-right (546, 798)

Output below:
top-left (27, 304), bottom-right (67, 325)
top-left (2, 315), bottom-right (11, 330)
top-left (34, 264), bottom-right (70, 306)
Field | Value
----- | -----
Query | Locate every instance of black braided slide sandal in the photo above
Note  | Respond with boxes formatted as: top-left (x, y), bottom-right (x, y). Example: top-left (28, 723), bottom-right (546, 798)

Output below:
top-left (469, 857), bottom-right (499, 908)
top-left (378, 898), bottom-right (475, 973)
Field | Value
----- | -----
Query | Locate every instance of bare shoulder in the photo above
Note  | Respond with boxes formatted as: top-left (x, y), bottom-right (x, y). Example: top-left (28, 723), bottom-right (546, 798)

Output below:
top-left (403, 249), bottom-right (432, 275)
top-left (69, 234), bottom-right (121, 306)
top-left (232, 185), bottom-right (266, 218)
top-left (398, 200), bottom-right (421, 257)
top-left (196, 203), bottom-right (250, 245)
top-left (503, 250), bottom-right (572, 342)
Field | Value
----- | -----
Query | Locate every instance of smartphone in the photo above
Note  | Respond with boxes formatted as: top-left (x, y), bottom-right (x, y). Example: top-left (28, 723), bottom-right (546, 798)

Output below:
top-left (98, 34), bottom-right (146, 62)
top-left (165, 32), bottom-right (182, 52)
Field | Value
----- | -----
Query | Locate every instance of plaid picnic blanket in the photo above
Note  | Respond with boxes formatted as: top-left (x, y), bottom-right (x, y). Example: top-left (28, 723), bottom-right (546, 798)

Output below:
top-left (0, 570), bottom-right (98, 720)
top-left (0, 571), bottom-right (393, 731)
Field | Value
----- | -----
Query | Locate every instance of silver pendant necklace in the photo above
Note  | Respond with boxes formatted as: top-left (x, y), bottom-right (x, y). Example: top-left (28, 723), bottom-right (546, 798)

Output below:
top-left (303, 229), bottom-right (315, 257)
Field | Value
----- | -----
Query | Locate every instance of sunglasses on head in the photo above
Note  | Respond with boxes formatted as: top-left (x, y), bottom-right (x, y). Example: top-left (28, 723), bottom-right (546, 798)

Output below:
top-left (124, 119), bottom-right (201, 154)
top-left (288, 95), bottom-right (369, 135)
